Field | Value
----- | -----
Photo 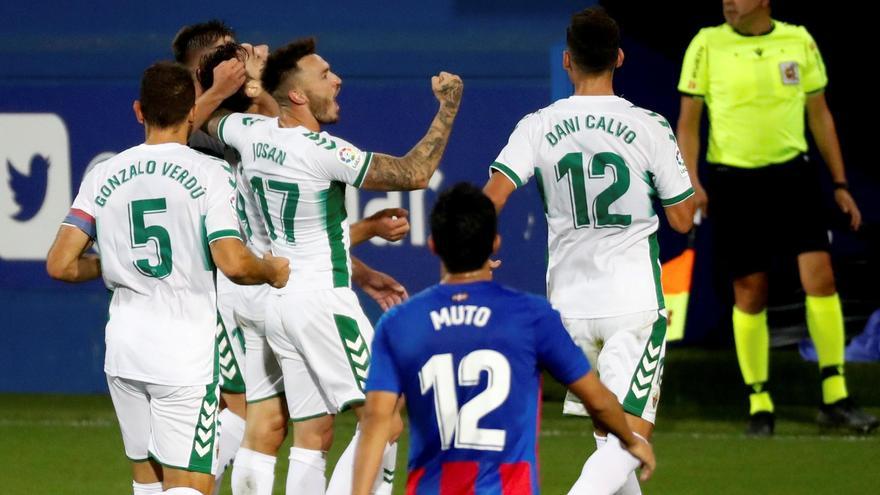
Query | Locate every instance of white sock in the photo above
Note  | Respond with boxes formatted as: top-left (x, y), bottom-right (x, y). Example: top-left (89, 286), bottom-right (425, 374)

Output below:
top-left (287, 447), bottom-right (326, 495)
top-left (567, 433), bottom-right (641, 495)
top-left (161, 488), bottom-right (202, 495)
top-left (372, 442), bottom-right (398, 494)
top-left (594, 433), bottom-right (607, 449)
top-left (594, 434), bottom-right (640, 495)
top-left (215, 408), bottom-right (247, 490)
top-left (231, 448), bottom-right (277, 495)
top-left (132, 481), bottom-right (163, 495)
top-left (325, 430), bottom-right (360, 495)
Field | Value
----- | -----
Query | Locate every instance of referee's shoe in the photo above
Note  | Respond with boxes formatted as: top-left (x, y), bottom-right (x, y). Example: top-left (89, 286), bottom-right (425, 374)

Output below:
top-left (817, 398), bottom-right (880, 434)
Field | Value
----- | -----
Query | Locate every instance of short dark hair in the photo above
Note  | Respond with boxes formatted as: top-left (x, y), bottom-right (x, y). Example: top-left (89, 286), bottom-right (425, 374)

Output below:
top-left (566, 6), bottom-right (620, 74)
top-left (171, 20), bottom-right (235, 64)
top-left (430, 183), bottom-right (497, 273)
top-left (198, 42), bottom-right (252, 113)
top-left (262, 38), bottom-right (317, 100)
top-left (139, 61), bottom-right (195, 128)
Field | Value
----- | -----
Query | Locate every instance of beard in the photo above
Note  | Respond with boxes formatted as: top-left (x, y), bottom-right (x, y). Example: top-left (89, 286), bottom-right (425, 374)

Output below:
top-left (307, 91), bottom-right (339, 124)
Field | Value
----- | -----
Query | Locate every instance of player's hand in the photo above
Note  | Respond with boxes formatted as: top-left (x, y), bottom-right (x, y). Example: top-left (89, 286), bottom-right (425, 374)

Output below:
top-left (263, 252), bottom-right (290, 288)
top-left (241, 43), bottom-right (269, 98)
top-left (357, 268), bottom-right (409, 311)
top-left (212, 59), bottom-right (247, 99)
top-left (367, 208), bottom-right (410, 242)
top-left (625, 436), bottom-right (656, 482)
top-left (431, 71), bottom-right (463, 110)
top-left (834, 188), bottom-right (861, 231)
top-left (693, 181), bottom-right (709, 218)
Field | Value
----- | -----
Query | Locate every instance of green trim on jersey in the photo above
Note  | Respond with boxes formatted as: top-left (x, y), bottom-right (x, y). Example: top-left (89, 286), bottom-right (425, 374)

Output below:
top-left (649, 232), bottom-right (665, 310)
top-left (334, 314), bottom-right (370, 392)
top-left (622, 313), bottom-right (666, 417)
top-left (490, 162), bottom-right (524, 188)
top-left (217, 114), bottom-right (231, 145)
top-left (207, 229), bottom-right (243, 243)
top-left (289, 411), bottom-right (330, 423)
top-left (353, 151), bottom-right (374, 188)
top-left (186, 381), bottom-right (219, 474)
top-left (660, 187), bottom-right (695, 207)
top-left (217, 314), bottom-right (246, 394)
top-left (323, 182), bottom-right (350, 288)
top-left (199, 216), bottom-right (216, 271)
top-left (339, 398), bottom-right (366, 413)
top-left (534, 168), bottom-right (548, 213)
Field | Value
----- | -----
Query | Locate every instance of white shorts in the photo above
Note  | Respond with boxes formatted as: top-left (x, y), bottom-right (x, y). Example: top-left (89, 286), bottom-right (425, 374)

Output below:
top-left (233, 284), bottom-right (284, 403)
top-left (265, 288), bottom-right (374, 421)
top-left (107, 375), bottom-right (220, 474)
top-left (562, 310), bottom-right (667, 424)
top-left (217, 287), bottom-right (247, 395)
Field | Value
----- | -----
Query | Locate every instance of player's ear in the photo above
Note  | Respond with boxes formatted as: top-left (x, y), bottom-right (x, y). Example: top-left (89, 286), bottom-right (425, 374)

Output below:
top-left (562, 50), bottom-right (572, 71)
top-left (132, 100), bottom-right (145, 125)
top-left (427, 235), bottom-right (437, 255)
top-left (616, 48), bottom-right (624, 69)
top-left (288, 87), bottom-right (307, 106)
top-left (492, 234), bottom-right (501, 254)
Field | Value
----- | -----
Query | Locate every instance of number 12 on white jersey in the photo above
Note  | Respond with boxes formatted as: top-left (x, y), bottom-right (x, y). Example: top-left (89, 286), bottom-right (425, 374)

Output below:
top-left (419, 350), bottom-right (511, 451)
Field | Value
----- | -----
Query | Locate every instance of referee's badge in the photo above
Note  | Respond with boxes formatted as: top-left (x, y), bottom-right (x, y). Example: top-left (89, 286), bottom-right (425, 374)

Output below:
top-left (779, 61), bottom-right (800, 85)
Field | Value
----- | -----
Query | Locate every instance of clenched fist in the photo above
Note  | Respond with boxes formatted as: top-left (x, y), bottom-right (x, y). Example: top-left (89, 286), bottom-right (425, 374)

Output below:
top-left (431, 71), bottom-right (463, 110)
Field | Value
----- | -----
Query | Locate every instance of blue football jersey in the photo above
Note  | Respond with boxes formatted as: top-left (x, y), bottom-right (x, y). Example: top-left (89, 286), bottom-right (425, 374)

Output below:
top-left (366, 281), bottom-right (591, 494)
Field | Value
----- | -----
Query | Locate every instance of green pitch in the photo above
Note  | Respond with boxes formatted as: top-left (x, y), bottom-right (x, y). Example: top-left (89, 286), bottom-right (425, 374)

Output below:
top-left (1, 394), bottom-right (878, 494)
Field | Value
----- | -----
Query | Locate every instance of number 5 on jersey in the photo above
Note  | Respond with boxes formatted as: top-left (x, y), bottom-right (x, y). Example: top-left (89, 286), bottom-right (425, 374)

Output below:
top-left (129, 198), bottom-right (173, 278)
top-left (419, 350), bottom-right (511, 452)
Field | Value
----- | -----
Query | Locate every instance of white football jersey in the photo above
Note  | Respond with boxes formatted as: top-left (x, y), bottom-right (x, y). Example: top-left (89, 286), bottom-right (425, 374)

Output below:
top-left (64, 142), bottom-right (241, 386)
top-left (491, 96), bottom-right (693, 318)
top-left (218, 113), bottom-right (373, 291)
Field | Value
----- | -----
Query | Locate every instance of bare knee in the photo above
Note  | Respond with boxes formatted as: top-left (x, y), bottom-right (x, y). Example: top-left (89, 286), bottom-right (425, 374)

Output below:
top-left (293, 415), bottom-right (335, 451)
top-left (799, 252), bottom-right (836, 296)
top-left (733, 273), bottom-right (769, 313)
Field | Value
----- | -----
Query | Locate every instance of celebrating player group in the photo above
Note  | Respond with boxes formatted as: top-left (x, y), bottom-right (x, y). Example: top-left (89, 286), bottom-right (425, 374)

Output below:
top-left (47, 6), bottom-right (692, 495)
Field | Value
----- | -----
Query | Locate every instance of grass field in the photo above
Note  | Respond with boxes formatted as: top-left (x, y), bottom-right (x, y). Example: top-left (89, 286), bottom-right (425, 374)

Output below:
top-left (2, 393), bottom-right (878, 494)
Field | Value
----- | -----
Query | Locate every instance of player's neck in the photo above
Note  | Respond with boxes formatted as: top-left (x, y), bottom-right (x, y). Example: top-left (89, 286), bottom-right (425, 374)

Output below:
top-left (572, 74), bottom-right (615, 97)
top-left (441, 264), bottom-right (493, 285)
top-left (731, 13), bottom-right (773, 36)
top-left (278, 107), bottom-right (321, 132)
top-left (144, 124), bottom-right (190, 145)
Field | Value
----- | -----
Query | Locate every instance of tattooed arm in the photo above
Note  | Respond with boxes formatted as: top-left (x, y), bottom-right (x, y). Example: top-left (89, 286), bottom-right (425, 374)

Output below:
top-left (360, 72), bottom-right (463, 191)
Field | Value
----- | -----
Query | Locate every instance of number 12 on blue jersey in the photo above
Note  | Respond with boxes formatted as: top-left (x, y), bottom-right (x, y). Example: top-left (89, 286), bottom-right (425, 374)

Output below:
top-left (419, 349), bottom-right (511, 452)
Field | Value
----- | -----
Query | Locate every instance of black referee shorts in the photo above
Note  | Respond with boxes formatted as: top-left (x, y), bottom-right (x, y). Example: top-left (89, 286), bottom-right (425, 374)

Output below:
top-left (705, 154), bottom-right (831, 280)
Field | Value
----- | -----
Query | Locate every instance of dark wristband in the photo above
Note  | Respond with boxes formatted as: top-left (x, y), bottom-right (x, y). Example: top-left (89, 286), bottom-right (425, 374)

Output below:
top-left (833, 182), bottom-right (848, 190)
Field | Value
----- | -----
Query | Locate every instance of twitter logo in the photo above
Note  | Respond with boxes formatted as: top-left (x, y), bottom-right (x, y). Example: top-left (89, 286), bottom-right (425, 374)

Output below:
top-left (8, 155), bottom-right (50, 222)
top-left (0, 114), bottom-right (71, 260)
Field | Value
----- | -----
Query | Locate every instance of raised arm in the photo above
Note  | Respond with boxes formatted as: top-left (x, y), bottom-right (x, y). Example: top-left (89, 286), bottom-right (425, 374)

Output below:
top-left (193, 59), bottom-right (246, 131)
top-left (360, 72), bottom-right (463, 191)
top-left (806, 92), bottom-right (861, 230)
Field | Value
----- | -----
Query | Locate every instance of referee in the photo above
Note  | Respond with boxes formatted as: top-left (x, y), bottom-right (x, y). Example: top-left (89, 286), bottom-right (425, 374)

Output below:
top-left (675, 0), bottom-right (877, 435)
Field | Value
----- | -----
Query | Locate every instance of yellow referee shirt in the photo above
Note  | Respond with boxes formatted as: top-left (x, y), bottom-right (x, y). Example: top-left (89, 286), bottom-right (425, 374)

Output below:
top-left (678, 21), bottom-right (827, 168)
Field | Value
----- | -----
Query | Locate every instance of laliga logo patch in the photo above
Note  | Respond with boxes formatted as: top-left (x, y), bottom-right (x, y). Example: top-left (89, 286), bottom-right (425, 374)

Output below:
top-left (779, 61), bottom-right (800, 85)
top-left (675, 149), bottom-right (688, 177)
top-left (337, 147), bottom-right (363, 170)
